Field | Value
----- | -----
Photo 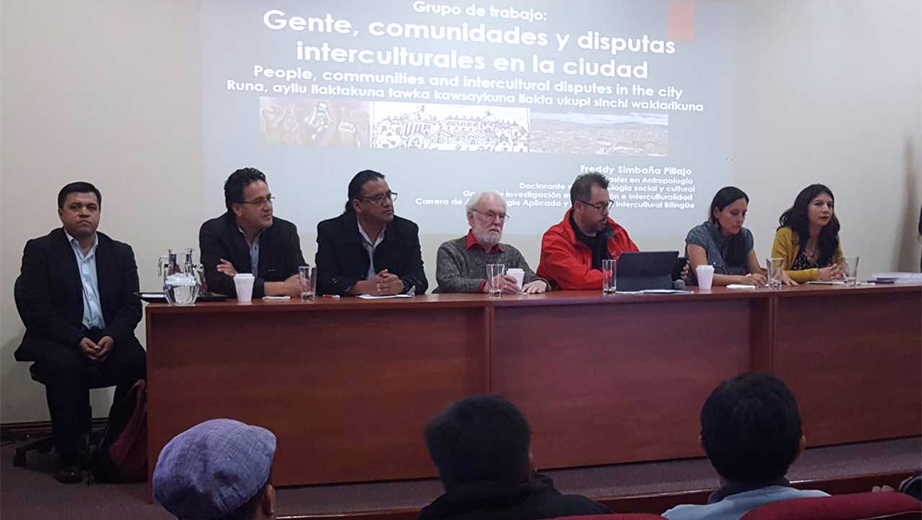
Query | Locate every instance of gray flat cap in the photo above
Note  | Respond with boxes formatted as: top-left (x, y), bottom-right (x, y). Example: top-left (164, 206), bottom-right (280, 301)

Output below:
top-left (153, 419), bottom-right (276, 520)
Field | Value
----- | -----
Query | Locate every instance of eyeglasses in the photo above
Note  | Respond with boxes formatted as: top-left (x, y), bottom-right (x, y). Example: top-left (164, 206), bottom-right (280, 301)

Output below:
top-left (240, 195), bottom-right (275, 207)
top-left (360, 191), bottom-right (397, 205)
top-left (472, 209), bottom-right (510, 222)
top-left (577, 199), bottom-right (614, 212)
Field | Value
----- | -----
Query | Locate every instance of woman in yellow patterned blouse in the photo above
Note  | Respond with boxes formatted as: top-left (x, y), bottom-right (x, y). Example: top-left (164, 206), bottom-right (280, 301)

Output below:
top-left (771, 184), bottom-right (844, 283)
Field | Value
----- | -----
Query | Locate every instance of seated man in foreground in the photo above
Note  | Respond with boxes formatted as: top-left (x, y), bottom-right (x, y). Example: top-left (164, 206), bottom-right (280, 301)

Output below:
top-left (435, 191), bottom-right (548, 294)
top-left (537, 172), bottom-right (638, 290)
top-left (154, 419), bottom-right (277, 520)
top-left (15, 182), bottom-right (147, 483)
top-left (663, 373), bottom-right (827, 520)
top-left (200, 167), bottom-right (304, 298)
top-left (420, 395), bottom-right (610, 520)
top-left (316, 169), bottom-right (427, 295)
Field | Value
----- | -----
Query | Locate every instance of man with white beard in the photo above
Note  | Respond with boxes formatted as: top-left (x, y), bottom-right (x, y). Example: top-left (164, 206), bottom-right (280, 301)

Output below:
top-left (435, 192), bottom-right (548, 294)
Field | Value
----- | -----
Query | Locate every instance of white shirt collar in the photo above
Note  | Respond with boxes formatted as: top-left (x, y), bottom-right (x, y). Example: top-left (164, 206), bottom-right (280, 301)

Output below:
top-left (64, 230), bottom-right (98, 251)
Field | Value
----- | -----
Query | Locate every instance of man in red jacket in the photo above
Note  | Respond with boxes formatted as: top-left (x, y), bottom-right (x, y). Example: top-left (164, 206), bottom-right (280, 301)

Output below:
top-left (537, 172), bottom-right (639, 289)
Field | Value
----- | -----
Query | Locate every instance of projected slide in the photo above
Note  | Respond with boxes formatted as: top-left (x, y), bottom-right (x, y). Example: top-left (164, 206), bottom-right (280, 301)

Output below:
top-left (203, 0), bottom-right (735, 237)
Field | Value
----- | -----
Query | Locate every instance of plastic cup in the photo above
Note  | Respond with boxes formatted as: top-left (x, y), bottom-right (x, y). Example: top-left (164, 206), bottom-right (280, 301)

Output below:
top-left (233, 273), bottom-right (255, 303)
top-left (507, 268), bottom-right (525, 290)
top-left (696, 265), bottom-right (715, 291)
top-left (602, 259), bottom-right (617, 294)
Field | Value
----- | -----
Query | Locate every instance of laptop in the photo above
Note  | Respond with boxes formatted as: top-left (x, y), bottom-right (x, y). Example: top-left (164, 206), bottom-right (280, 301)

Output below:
top-left (615, 251), bottom-right (680, 291)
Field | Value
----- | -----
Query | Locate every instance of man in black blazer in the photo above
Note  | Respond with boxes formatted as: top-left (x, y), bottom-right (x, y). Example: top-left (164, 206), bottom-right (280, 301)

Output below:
top-left (14, 182), bottom-right (147, 483)
top-left (316, 170), bottom-right (428, 296)
top-left (200, 168), bottom-right (304, 298)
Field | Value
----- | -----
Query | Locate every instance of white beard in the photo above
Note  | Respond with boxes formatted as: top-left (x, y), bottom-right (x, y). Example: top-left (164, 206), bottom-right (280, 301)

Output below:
top-left (476, 230), bottom-right (502, 248)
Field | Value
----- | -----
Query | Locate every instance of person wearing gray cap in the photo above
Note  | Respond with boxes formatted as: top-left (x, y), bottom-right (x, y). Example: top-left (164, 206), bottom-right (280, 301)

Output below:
top-left (153, 418), bottom-right (277, 520)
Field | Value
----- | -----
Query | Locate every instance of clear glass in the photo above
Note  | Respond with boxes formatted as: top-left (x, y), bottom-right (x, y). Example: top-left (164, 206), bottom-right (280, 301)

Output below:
top-left (298, 265), bottom-right (317, 300)
top-left (486, 264), bottom-right (505, 296)
top-left (766, 257), bottom-right (785, 289)
top-left (602, 258), bottom-right (617, 294)
top-left (841, 256), bottom-right (860, 286)
top-left (160, 248), bottom-right (200, 305)
top-left (164, 274), bottom-right (199, 305)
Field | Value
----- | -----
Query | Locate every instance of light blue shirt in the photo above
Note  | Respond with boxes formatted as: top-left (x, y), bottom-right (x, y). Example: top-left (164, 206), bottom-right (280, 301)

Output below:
top-left (357, 221), bottom-right (385, 281)
top-left (238, 227), bottom-right (261, 275)
top-left (663, 486), bottom-right (829, 520)
top-left (65, 232), bottom-right (105, 330)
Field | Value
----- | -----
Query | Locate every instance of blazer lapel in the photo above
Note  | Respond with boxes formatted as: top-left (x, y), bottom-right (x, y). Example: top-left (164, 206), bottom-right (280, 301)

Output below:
top-left (95, 234), bottom-right (111, 310)
top-left (55, 229), bottom-right (81, 290)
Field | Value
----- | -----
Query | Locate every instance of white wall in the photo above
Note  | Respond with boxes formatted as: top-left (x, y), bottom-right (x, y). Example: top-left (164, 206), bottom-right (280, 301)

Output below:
top-left (2, 0), bottom-right (920, 423)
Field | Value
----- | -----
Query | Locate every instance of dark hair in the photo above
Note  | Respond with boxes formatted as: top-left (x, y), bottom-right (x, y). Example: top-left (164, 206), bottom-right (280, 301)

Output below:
top-left (708, 186), bottom-right (751, 267)
top-left (345, 169), bottom-right (386, 212)
top-left (424, 395), bottom-right (531, 492)
top-left (213, 477), bottom-right (271, 520)
top-left (58, 182), bottom-right (101, 210)
top-left (570, 172), bottom-right (609, 205)
top-left (224, 168), bottom-right (267, 211)
top-left (777, 184), bottom-right (840, 266)
top-left (701, 373), bottom-right (803, 484)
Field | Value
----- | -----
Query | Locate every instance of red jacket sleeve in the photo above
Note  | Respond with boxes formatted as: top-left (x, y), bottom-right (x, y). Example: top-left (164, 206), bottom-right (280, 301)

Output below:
top-left (611, 227), bottom-right (640, 257)
top-left (537, 228), bottom-right (602, 290)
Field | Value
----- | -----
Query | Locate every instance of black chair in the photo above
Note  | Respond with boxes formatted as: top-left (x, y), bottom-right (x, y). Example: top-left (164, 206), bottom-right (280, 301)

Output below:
top-left (12, 363), bottom-right (114, 468)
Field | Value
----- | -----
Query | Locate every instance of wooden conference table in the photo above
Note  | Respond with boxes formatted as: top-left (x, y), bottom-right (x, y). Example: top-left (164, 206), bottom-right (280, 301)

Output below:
top-left (145, 284), bottom-right (922, 486)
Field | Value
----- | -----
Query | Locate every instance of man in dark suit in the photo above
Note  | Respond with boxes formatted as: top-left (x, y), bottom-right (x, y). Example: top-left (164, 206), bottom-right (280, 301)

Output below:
top-left (14, 182), bottom-right (147, 483)
top-left (200, 168), bottom-right (304, 298)
top-left (316, 170), bottom-right (428, 296)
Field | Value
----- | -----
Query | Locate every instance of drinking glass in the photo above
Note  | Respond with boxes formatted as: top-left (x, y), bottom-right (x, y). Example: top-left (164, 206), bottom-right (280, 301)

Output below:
top-left (841, 256), bottom-right (860, 286)
top-left (766, 257), bottom-right (785, 289)
top-left (486, 264), bottom-right (505, 296)
top-left (602, 258), bottom-right (617, 294)
top-left (299, 265), bottom-right (317, 300)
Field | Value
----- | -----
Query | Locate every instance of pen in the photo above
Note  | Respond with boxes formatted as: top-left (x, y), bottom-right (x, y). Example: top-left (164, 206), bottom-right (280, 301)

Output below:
top-left (322, 294), bottom-right (340, 299)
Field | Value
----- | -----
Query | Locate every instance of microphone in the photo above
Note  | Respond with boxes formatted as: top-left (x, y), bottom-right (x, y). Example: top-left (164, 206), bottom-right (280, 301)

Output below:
top-left (673, 279), bottom-right (686, 290)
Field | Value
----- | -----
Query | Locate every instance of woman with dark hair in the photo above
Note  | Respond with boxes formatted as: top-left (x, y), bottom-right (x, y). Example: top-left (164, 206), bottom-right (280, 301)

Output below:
top-left (771, 184), bottom-right (844, 283)
top-left (685, 187), bottom-right (769, 286)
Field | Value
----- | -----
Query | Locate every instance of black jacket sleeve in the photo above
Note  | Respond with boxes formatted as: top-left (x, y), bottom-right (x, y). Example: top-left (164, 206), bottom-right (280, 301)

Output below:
top-left (199, 220), bottom-right (239, 297)
top-left (16, 239), bottom-right (84, 348)
top-left (283, 223), bottom-right (307, 278)
top-left (100, 244), bottom-right (142, 345)
top-left (398, 222), bottom-right (428, 294)
top-left (316, 221), bottom-right (359, 296)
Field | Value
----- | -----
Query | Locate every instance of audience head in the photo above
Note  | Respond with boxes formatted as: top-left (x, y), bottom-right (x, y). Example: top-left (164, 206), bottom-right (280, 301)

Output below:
top-left (154, 419), bottom-right (277, 520)
top-left (225, 168), bottom-right (274, 232)
top-left (570, 172), bottom-right (612, 236)
top-left (778, 184), bottom-right (840, 264)
top-left (58, 181), bottom-right (102, 240)
top-left (346, 169), bottom-right (395, 224)
top-left (701, 373), bottom-right (805, 485)
top-left (466, 192), bottom-right (508, 248)
top-left (425, 395), bottom-right (532, 492)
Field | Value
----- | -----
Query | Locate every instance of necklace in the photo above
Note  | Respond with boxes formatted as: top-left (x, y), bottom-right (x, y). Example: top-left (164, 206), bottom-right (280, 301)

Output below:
top-left (804, 240), bottom-right (819, 262)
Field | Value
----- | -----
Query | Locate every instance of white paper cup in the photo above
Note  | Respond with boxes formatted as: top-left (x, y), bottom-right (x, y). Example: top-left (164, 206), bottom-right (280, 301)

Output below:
top-left (233, 273), bottom-right (255, 303)
top-left (696, 265), bottom-right (715, 290)
top-left (507, 268), bottom-right (525, 290)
